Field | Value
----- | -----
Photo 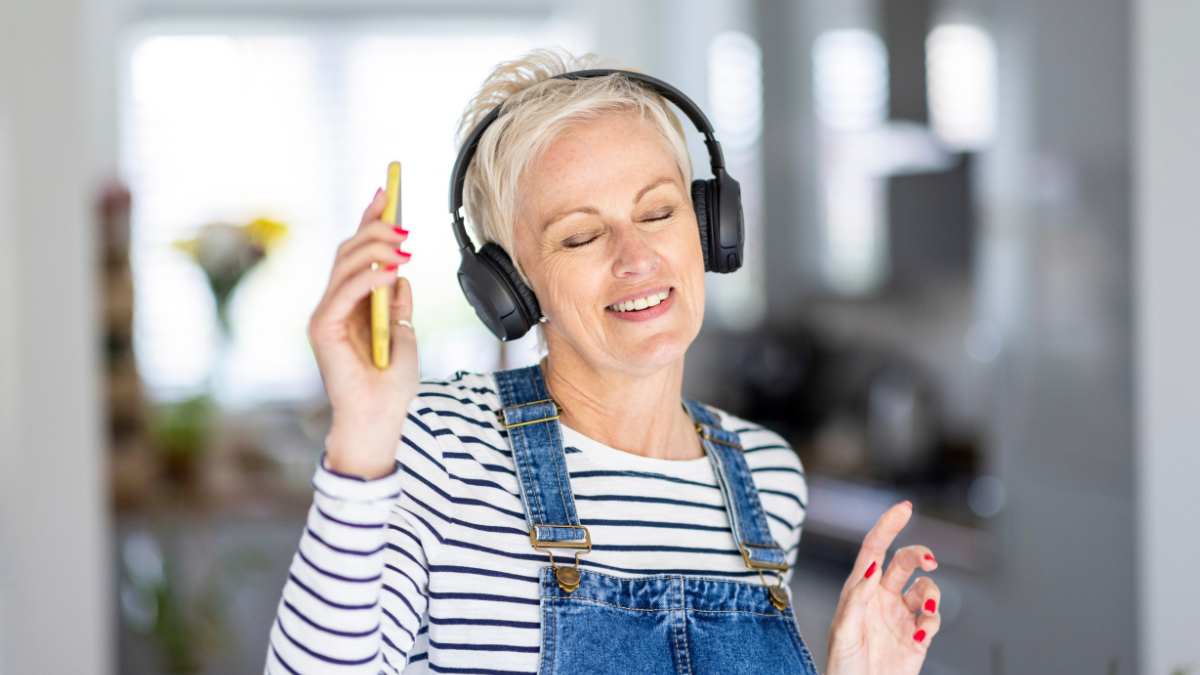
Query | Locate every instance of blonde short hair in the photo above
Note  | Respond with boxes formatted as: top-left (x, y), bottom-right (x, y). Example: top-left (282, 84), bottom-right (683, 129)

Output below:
top-left (454, 48), bottom-right (694, 282)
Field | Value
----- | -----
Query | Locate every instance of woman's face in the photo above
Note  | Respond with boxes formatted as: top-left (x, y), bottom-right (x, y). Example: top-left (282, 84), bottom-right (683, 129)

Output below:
top-left (512, 112), bottom-right (705, 376)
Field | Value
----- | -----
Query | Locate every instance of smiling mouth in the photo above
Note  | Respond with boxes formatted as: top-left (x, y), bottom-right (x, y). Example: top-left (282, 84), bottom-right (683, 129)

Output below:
top-left (607, 289), bottom-right (671, 313)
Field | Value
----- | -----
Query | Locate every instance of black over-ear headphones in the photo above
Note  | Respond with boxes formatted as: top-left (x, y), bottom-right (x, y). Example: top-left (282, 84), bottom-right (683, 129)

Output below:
top-left (449, 69), bottom-right (744, 341)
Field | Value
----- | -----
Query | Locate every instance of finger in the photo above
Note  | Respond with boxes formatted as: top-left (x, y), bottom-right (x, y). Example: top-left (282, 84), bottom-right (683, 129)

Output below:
top-left (881, 544), bottom-right (938, 594)
top-left (390, 275), bottom-right (413, 323)
top-left (389, 276), bottom-right (416, 365)
top-left (911, 600), bottom-right (943, 647)
top-left (830, 560), bottom-right (883, 654)
top-left (901, 576), bottom-right (941, 616)
top-left (359, 187), bottom-right (387, 229)
top-left (331, 221), bottom-right (409, 278)
top-left (321, 263), bottom-right (409, 328)
top-left (329, 242), bottom-right (411, 292)
top-left (845, 501), bottom-right (913, 592)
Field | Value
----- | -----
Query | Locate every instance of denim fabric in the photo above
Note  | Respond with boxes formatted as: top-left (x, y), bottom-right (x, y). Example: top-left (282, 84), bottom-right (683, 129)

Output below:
top-left (538, 568), bottom-right (818, 675)
top-left (496, 365), bottom-right (818, 675)
top-left (494, 367), bottom-right (589, 545)
top-left (684, 398), bottom-right (789, 570)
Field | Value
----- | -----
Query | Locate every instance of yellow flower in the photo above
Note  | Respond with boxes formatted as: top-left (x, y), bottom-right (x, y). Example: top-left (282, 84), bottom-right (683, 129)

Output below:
top-left (244, 218), bottom-right (288, 253)
top-left (172, 236), bottom-right (200, 260)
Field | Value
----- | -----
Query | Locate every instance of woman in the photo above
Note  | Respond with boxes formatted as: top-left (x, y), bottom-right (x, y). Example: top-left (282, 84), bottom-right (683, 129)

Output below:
top-left (267, 49), bottom-right (941, 675)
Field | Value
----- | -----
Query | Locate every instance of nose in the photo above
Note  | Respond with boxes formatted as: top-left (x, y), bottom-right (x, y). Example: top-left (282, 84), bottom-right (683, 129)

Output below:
top-left (611, 223), bottom-right (660, 279)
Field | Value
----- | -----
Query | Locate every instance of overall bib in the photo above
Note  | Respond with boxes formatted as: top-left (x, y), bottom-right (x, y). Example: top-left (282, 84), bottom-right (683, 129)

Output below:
top-left (494, 366), bottom-right (819, 675)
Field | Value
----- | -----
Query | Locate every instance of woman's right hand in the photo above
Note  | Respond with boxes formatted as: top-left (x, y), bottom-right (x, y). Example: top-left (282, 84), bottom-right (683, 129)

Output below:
top-left (308, 188), bottom-right (419, 479)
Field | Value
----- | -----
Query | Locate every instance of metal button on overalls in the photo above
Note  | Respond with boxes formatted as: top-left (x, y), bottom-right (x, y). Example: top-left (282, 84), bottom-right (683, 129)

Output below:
top-left (495, 366), bottom-right (819, 675)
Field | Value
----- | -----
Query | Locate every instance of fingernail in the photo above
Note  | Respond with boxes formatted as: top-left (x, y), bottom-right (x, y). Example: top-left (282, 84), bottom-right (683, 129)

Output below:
top-left (393, 226), bottom-right (408, 235)
top-left (375, 187), bottom-right (383, 197)
top-left (924, 599), bottom-right (936, 614)
top-left (397, 251), bottom-right (411, 260)
top-left (913, 629), bottom-right (926, 643)
top-left (902, 500), bottom-right (913, 509)
top-left (395, 248), bottom-right (404, 256)
top-left (384, 263), bottom-right (399, 270)
top-left (924, 554), bottom-right (936, 564)
top-left (864, 561), bottom-right (877, 579)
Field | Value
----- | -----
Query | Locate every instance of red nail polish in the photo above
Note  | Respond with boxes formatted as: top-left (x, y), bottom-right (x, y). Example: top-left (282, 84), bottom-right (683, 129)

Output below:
top-left (924, 554), bottom-right (936, 563)
top-left (393, 226), bottom-right (408, 235)
top-left (398, 251), bottom-right (411, 259)
top-left (865, 561), bottom-right (877, 579)
top-left (924, 599), bottom-right (936, 613)
top-left (913, 629), bottom-right (926, 643)
top-left (395, 248), bottom-right (404, 255)
top-left (384, 263), bottom-right (399, 270)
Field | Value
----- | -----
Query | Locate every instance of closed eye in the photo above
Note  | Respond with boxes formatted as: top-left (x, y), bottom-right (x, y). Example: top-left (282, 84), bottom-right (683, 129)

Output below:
top-left (564, 235), bottom-right (598, 249)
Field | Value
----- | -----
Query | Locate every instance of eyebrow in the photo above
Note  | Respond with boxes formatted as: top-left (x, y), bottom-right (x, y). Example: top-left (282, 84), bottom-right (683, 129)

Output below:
top-left (634, 177), bottom-right (677, 202)
top-left (541, 176), bottom-right (678, 231)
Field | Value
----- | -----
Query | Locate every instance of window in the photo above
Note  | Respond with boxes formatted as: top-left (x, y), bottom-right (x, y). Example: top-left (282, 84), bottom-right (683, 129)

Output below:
top-left (926, 23), bottom-right (998, 151)
top-left (122, 20), bottom-right (580, 407)
top-left (812, 29), bottom-right (890, 295)
top-left (707, 31), bottom-right (766, 329)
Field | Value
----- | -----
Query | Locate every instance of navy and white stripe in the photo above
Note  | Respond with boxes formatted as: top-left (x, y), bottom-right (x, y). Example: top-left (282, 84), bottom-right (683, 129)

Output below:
top-left (267, 371), bottom-right (807, 675)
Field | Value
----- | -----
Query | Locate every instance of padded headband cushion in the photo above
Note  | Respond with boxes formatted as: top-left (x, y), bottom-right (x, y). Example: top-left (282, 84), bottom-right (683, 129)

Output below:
top-left (692, 179), bottom-right (713, 273)
top-left (478, 242), bottom-right (541, 323)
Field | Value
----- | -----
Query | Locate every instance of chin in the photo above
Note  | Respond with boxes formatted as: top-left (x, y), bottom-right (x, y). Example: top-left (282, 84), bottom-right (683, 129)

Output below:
top-left (610, 327), bottom-right (695, 373)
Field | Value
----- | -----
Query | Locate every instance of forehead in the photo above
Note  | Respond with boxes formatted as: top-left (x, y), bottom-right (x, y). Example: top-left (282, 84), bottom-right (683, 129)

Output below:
top-left (520, 113), bottom-right (684, 201)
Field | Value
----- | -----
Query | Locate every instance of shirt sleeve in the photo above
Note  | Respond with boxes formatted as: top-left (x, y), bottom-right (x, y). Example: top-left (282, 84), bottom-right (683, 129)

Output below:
top-left (265, 401), bottom-right (453, 675)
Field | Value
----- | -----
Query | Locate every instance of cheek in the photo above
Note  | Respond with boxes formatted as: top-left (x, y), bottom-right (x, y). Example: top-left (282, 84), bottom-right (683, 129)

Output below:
top-left (528, 252), bottom-right (606, 321)
top-left (665, 220), bottom-right (705, 280)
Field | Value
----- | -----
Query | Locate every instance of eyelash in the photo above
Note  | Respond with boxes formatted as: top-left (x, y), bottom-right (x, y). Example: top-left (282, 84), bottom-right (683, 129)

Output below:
top-left (561, 211), bottom-right (674, 249)
top-left (564, 236), bottom-right (597, 249)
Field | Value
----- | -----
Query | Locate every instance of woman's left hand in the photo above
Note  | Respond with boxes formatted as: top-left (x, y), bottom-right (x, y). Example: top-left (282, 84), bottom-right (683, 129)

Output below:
top-left (824, 501), bottom-right (941, 675)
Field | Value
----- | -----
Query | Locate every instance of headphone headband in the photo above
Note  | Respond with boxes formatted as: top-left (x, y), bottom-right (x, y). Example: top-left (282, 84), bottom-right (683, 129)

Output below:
top-left (449, 67), bottom-right (744, 342)
top-left (449, 69), bottom-right (725, 249)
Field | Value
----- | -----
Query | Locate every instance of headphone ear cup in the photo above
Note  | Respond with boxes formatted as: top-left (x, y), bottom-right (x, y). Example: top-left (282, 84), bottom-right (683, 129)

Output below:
top-left (692, 179), bottom-right (714, 272)
top-left (709, 169), bottom-right (744, 274)
top-left (457, 242), bottom-right (540, 341)
top-left (478, 243), bottom-right (541, 327)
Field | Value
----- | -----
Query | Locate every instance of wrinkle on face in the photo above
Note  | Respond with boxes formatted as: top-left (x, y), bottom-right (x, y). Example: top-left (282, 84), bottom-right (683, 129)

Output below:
top-left (511, 112), bottom-right (706, 378)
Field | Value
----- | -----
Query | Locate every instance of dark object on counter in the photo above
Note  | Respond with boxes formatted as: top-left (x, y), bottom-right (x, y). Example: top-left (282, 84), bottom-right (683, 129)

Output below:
top-left (732, 331), bottom-right (821, 442)
top-left (866, 363), bottom-right (938, 478)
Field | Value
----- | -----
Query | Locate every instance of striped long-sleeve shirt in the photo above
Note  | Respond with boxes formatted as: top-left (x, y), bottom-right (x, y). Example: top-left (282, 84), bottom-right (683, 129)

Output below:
top-left (266, 371), bottom-right (807, 675)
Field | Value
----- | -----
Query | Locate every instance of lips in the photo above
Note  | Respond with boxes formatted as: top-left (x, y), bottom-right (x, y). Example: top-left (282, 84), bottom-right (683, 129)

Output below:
top-left (607, 289), bottom-right (671, 313)
top-left (604, 288), bottom-right (675, 323)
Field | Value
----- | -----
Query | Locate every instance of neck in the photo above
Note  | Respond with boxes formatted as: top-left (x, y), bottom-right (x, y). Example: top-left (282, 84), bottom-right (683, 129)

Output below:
top-left (539, 345), bottom-right (703, 462)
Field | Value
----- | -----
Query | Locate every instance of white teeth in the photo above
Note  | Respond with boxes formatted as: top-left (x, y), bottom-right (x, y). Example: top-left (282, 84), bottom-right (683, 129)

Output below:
top-left (608, 290), bottom-right (671, 312)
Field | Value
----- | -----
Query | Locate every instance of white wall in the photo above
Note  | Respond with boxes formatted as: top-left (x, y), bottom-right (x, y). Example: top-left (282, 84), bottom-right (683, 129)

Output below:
top-left (0, 0), bottom-right (112, 673)
top-left (1134, 0), bottom-right (1200, 671)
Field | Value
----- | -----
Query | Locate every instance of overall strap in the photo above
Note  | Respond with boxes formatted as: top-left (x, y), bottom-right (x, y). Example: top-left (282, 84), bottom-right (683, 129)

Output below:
top-left (683, 399), bottom-right (789, 572)
top-left (493, 365), bottom-right (590, 550)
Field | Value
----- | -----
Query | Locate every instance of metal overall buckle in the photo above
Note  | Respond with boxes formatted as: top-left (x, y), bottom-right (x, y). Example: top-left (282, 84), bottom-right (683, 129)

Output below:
top-left (741, 543), bottom-right (790, 610)
top-left (530, 525), bottom-right (591, 593)
top-left (693, 421), bottom-right (744, 450)
top-left (496, 399), bottom-right (562, 429)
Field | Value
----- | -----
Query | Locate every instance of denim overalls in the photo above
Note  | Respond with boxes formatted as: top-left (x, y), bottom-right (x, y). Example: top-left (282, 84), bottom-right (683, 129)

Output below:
top-left (493, 365), bottom-right (819, 675)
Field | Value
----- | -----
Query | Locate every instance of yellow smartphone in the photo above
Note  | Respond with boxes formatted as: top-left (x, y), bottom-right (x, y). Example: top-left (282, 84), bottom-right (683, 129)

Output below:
top-left (371, 162), bottom-right (401, 369)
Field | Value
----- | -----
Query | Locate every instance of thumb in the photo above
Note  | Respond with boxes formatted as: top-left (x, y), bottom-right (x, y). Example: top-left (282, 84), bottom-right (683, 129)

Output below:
top-left (829, 559), bottom-right (882, 657)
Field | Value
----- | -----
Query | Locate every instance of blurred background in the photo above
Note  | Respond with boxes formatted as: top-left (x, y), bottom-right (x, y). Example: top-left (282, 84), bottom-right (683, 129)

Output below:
top-left (0, 0), bottom-right (1196, 672)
